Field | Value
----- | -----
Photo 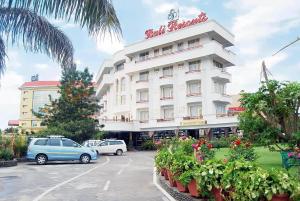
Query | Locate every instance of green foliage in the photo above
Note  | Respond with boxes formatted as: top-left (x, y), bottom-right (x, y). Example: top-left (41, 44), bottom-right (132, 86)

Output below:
top-left (37, 68), bottom-right (100, 143)
top-left (196, 159), bottom-right (226, 196)
top-left (13, 135), bottom-right (27, 158)
top-left (141, 140), bottom-right (156, 150)
top-left (0, 148), bottom-right (14, 161)
top-left (154, 147), bottom-right (171, 171)
top-left (228, 139), bottom-right (258, 162)
top-left (240, 80), bottom-right (300, 150)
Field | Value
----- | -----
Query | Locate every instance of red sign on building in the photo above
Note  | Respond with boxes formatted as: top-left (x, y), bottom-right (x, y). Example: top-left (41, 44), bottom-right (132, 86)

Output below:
top-left (145, 12), bottom-right (208, 39)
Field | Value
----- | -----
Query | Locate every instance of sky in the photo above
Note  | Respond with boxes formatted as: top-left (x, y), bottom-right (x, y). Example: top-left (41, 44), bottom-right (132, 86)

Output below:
top-left (1, 0), bottom-right (300, 129)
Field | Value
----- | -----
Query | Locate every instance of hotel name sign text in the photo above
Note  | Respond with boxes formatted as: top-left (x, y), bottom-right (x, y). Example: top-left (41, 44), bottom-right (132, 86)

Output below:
top-left (145, 12), bottom-right (208, 39)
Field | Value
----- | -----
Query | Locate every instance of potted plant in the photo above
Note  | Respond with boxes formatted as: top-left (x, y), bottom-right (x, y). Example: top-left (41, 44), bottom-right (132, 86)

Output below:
top-left (195, 159), bottom-right (226, 201)
top-left (221, 160), bottom-right (258, 200)
top-left (266, 170), bottom-right (300, 201)
top-left (154, 147), bottom-right (170, 179)
top-left (228, 138), bottom-right (258, 162)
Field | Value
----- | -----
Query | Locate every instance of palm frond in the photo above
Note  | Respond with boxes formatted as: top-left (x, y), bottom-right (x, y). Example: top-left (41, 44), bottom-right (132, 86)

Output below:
top-left (2, 0), bottom-right (122, 37)
top-left (0, 7), bottom-right (74, 68)
top-left (0, 36), bottom-right (6, 77)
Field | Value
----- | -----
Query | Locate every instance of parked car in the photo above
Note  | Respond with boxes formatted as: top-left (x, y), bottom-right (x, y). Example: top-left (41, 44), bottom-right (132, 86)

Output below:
top-left (95, 140), bottom-right (127, 156)
top-left (82, 140), bottom-right (103, 147)
top-left (27, 136), bottom-right (97, 165)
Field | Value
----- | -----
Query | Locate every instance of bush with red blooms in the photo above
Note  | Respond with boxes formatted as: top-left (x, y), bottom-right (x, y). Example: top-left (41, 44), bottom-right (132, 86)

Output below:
top-left (192, 138), bottom-right (215, 162)
top-left (228, 138), bottom-right (258, 162)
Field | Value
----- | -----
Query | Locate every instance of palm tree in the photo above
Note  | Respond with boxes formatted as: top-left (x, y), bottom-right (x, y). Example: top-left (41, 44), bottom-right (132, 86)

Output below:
top-left (0, 0), bottom-right (121, 77)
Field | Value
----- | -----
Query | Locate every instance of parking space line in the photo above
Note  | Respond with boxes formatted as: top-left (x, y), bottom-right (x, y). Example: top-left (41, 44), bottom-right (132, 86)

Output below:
top-left (32, 157), bottom-right (110, 201)
top-left (117, 158), bottom-right (132, 175)
top-left (103, 180), bottom-right (111, 191)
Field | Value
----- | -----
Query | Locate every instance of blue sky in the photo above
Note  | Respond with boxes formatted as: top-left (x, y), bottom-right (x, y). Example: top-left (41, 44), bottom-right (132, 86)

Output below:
top-left (1, 0), bottom-right (300, 129)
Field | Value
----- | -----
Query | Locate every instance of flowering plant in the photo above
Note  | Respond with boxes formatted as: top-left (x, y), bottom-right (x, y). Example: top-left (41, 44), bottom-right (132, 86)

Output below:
top-left (288, 146), bottom-right (300, 159)
top-left (192, 138), bottom-right (215, 162)
top-left (228, 138), bottom-right (257, 162)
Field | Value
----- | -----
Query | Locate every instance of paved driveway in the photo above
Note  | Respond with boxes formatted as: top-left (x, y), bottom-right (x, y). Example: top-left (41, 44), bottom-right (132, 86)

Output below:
top-left (0, 152), bottom-right (169, 201)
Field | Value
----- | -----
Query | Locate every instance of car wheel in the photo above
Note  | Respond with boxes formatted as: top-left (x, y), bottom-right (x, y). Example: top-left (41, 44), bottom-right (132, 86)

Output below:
top-left (80, 154), bottom-right (91, 164)
top-left (36, 154), bottom-right (47, 165)
top-left (116, 149), bottom-right (123, 156)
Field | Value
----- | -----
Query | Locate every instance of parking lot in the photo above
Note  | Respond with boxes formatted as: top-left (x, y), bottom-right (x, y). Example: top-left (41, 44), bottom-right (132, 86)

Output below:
top-left (0, 152), bottom-right (169, 201)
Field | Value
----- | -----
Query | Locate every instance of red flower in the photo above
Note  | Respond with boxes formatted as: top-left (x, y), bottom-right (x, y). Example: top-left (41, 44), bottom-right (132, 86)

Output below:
top-left (207, 143), bottom-right (213, 149)
top-left (235, 139), bottom-right (241, 146)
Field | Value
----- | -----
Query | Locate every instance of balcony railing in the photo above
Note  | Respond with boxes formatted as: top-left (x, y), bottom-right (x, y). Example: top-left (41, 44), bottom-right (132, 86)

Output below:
top-left (135, 44), bottom-right (203, 64)
top-left (136, 79), bottom-right (148, 83)
top-left (159, 75), bottom-right (173, 79)
top-left (185, 69), bottom-right (201, 74)
top-left (136, 100), bottom-right (149, 103)
top-left (160, 96), bottom-right (173, 100)
top-left (139, 120), bottom-right (149, 123)
top-left (157, 118), bottom-right (174, 122)
top-left (183, 115), bottom-right (203, 120)
top-left (186, 93), bottom-right (201, 97)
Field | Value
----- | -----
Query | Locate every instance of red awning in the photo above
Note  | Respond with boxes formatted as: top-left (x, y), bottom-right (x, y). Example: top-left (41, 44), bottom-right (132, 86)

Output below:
top-left (8, 120), bottom-right (19, 126)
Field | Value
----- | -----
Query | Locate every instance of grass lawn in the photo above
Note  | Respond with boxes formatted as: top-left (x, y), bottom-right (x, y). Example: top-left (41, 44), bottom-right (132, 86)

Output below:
top-left (215, 147), bottom-right (299, 176)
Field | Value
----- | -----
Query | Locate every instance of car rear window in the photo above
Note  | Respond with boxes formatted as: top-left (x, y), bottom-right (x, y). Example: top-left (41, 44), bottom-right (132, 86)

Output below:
top-left (110, 141), bottom-right (123, 145)
top-left (48, 139), bottom-right (61, 146)
top-left (34, 139), bottom-right (48, 146)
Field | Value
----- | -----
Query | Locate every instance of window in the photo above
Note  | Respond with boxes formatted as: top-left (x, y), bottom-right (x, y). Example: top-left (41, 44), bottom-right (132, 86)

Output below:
top-left (137, 89), bottom-right (148, 102)
top-left (162, 45), bottom-right (173, 54)
top-left (22, 105), bottom-right (27, 108)
top-left (121, 95), bottom-right (126, 105)
top-left (31, 121), bottom-right (38, 127)
top-left (177, 42), bottom-right (184, 51)
top-left (48, 139), bottom-right (61, 146)
top-left (23, 91), bottom-right (28, 94)
top-left (188, 103), bottom-right (202, 117)
top-left (161, 106), bottom-right (174, 120)
top-left (116, 63), bottom-right (124, 71)
top-left (109, 141), bottom-right (123, 145)
top-left (161, 85), bottom-right (173, 99)
top-left (162, 66), bottom-right (173, 77)
top-left (215, 103), bottom-right (226, 115)
top-left (22, 112), bottom-right (28, 115)
top-left (138, 109), bottom-right (149, 122)
top-left (178, 63), bottom-right (184, 68)
top-left (62, 139), bottom-right (75, 147)
top-left (34, 139), bottom-right (48, 146)
top-left (23, 98), bottom-right (27, 101)
top-left (188, 38), bottom-right (199, 48)
top-left (32, 90), bottom-right (59, 113)
top-left (188, 60), bottom-right (201, 72)
top-left (139, 71), bottom-right (149, 81)
top-left (213, 60), bottom-right (223, 68)
top-left (121, 77), bottom-right (126, 91)
top-left (187, 81), bottom-right (201, 95)
top-left (100, 141), bottom-right (109, 146)
top-left (154, 49), bottom-right (159, 57)
top-left (214, 82), bottom-right (226, 94)
top-left (139, 52), bottom-right (149, 61)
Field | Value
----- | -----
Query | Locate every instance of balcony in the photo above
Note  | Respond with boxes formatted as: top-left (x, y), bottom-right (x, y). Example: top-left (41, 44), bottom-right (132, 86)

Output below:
top-left (157, 118), bottom-right (174, 122)
top-left (212, 93), bottom-right (232, 103)
top-left (125, 41), bottom-right (235, 74)
top-left (135, 80), bottom-right (149, 89)
top-left (99, 119), bottom-right (139, 131)
top-left (96, 74), bottom-right (113, 97)
top-left (211, 68), bottom-right (231, 83)
top-left (160, 97), bottom-right (174, 106)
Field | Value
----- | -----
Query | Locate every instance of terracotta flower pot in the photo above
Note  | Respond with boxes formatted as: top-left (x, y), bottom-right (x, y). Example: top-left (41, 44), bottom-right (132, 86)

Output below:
top-left (176, 180), bottom-right (188, 192)
top-left (187, 179), bottom-right (200, 197)
top-left (212, 187), bottom-right (224, 201)
top-left (167, 170), bottom-right (177, 187)
top-left (164, 169), bottom-right (169, 180)
top-left (271, 194), bottom-right (290, 201)
top-left (160, 168), bottom-right (165, 176)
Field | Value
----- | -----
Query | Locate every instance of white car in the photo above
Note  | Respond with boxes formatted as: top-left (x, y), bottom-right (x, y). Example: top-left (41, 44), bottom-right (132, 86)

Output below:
top-left (95, 140), bottom-right (127, 156)
top-left (83, 140), bottom-right (103, 147)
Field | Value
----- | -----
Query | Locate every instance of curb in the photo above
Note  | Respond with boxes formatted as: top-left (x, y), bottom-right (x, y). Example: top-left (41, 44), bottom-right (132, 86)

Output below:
top-left (153, 167), bottom-right (177, 201)
top-left (0, 159), bottom-right (17, 167)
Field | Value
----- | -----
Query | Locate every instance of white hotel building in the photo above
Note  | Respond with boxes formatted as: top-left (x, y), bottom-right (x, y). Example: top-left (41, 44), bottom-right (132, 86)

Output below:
top-left (95, 17), bottom-right (238, 146)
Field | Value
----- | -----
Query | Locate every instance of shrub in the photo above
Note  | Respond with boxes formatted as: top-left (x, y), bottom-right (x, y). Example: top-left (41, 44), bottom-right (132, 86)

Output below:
top-left (13, 135), bottom-right (28, 158)
top-left (0, 148), bottom-right (14, 161)
top-left (141, 140), bottom-right (156, 150)
top-left (228, 138), bottom-right (258, 162)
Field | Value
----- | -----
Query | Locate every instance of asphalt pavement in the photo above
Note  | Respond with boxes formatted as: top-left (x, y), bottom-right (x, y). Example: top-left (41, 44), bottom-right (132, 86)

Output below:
top-left (0, 151), bottom-right (170, 201)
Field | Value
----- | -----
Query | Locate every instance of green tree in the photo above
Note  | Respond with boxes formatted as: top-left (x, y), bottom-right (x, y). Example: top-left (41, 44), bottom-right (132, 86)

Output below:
top-left (240, 80), bottom-right (300, 150)
top-left (0, 0), bottom-right (121, 76)
top-left (38, 67), bottom-right (100, 142)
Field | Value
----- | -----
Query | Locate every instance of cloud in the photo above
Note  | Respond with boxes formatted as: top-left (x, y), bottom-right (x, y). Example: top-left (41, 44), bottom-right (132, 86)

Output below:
top-left (34, 63), bottom-right (49, 70)
top-left (224, 0), bottom-right (300, 93)
top-left (96, 33), bottom-right (125, 55)
top-left (0, 70), bottom-right (24, 129)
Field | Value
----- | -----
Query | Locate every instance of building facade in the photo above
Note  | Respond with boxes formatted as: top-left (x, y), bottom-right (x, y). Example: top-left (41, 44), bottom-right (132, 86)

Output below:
top-left (19, 81), bottom-right (60, 133)
top-left (95, 17), bottom-right (238, 144)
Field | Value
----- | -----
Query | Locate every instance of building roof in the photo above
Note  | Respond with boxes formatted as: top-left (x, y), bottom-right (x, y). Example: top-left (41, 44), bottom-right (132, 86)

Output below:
top-left (20, 81), bottom-right (60, 88)
top-left (8, 120), bottom-right (19, 126)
